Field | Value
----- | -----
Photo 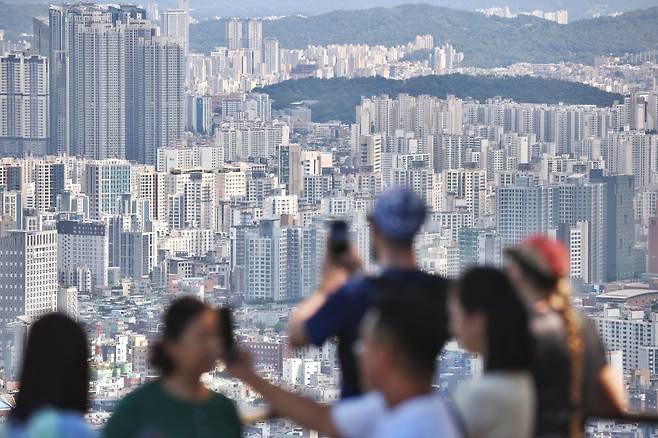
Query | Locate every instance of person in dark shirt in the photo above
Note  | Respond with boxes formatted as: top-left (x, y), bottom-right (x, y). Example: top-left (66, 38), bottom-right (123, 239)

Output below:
top-left (505, 236), bottom-right (626, 438)
top-left (224, 290), bottom-right (461, 438)
top-left (288, 185), bottom-right (451, 398)
top-left (104, 297), bottom-right (241, 438)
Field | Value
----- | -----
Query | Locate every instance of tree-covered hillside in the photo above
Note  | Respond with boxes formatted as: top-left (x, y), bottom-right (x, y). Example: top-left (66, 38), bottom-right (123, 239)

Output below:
top-left (256, 75), bottom-right (622, 122)
top-left (190, 4), bottom-right (658, 67)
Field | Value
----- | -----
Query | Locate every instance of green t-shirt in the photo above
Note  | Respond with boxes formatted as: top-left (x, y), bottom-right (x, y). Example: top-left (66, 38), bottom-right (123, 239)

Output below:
top-left (103, 381), bottom-right (242, 438)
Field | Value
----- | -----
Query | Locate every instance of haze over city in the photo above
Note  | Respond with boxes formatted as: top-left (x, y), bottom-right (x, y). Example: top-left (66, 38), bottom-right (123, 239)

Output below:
top-left (1, 0), bottom-right (658, 437)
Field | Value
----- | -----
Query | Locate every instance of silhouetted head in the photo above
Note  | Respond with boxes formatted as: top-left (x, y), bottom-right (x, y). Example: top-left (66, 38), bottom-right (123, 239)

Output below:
top-left (358, 287), bottom-right (444, 390)
top-left (11, 313), bottom-right (89, 424)
top-left (151, 297), bottom-right (221, 378)
top-left (368, 186), bottom-right (427, 260)
top-left (505, 235), bottom-right (570, 300)
top-left (450, 267), bottom-right (532, 371)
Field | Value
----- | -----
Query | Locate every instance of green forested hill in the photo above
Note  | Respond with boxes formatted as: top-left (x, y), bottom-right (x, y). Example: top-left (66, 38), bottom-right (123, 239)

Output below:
top-left (191, 4), bottom-right (658, 67)
top-left (256, 74), bottom-right (623, 122)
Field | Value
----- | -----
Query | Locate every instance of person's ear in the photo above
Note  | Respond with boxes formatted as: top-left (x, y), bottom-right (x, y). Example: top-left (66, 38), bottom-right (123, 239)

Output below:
top-left (472, 312), bottom-right (488, 339)
top-left (378, 344), bottom-right (397, 372)
top-left (163, 339), bottom-right (177, 360)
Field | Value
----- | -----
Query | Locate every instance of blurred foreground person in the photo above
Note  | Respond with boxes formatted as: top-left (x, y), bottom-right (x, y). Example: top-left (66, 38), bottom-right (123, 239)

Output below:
top-left (506, 236), bottom-right (625, 438)
top-left (449, 267), bottom-right (535, 438)
top-left (227, 290), bottom-right (461, 438)
top-left (288, 185), bottom-right (450, 398)
top-left (1, 313), bottom-right (96, 438)
top-left (104, 297), bottom-right (241, 438)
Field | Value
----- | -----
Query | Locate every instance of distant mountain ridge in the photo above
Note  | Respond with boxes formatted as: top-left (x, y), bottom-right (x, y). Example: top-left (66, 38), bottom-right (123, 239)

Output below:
top-left (3, 2), bottom-right (657, 67)
top-left (190, 4), bottom-right (658, 67)
top-left (79, 0), bottom-right (658, 19)
top-left (256, 75), bottom-right (623, 123)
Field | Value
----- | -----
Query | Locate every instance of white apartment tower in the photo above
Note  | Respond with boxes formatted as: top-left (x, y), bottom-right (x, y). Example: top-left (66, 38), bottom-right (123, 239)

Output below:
top-left (0, 53), bottom-right (49, 157)
top-left (49, 5), bottom-right (184, 162)
top-left (264, 38), bottom-right (280, 75)
top-left (49, 5), bottom-right (126, 159)
top-left (57, 219), bottom-right (109, 291)
top-left (0, 229), bottom-right (58, 327)
top-left (134, 37), bottom-right (185, 164)
top-left (162, 10), bottom-right (189, 56)
top-left (246, 19), bottom-right (263, 50)
top-left (84, 160), bottom-right (132, 220)
top-left (226, 18), bottom-right (243, 50)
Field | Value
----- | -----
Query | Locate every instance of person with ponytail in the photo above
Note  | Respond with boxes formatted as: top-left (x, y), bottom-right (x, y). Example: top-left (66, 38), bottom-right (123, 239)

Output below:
top-left (104, 297), bottom-right (241, 438)
top-left (505, 235), bottom-right (625, 438)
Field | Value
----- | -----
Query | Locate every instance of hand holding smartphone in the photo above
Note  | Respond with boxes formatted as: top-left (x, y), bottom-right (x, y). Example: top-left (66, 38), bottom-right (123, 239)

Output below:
top-left (329, 220), bottom-right (349, 261)
top-left (219, 307), bottom-right (237, 363)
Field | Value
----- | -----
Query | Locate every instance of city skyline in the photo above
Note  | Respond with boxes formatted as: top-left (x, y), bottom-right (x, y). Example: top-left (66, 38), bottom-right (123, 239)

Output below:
top-left (0, 1), bottom-right (658, 436)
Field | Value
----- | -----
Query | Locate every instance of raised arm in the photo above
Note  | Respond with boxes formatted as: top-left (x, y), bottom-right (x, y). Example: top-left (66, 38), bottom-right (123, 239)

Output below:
top-left (226, 350), bottom-right (339, 437)
top-left (288, 245), bottom-right (361, 347)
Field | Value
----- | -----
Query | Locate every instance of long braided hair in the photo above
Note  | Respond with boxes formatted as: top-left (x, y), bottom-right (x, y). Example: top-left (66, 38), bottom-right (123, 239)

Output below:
top-left (508, 237), bottom-right (585, 438)
top-left (550, 278), bottom-right (584, 438)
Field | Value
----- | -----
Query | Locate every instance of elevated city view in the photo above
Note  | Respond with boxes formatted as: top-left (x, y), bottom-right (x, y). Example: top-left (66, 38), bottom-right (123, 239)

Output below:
top-left (1, 0), bottom-right (658, 437)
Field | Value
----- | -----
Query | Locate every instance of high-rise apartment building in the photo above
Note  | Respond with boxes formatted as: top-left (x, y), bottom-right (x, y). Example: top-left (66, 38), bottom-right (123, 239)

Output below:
top-left (263, 38), bottom-right (280, 75)
top-left (0, 53), bottom-right (49, 157)
top-left (32, 17), bottom-right (50, 57)
top-left (133, 37), bottom-right (185, 164)
top-left (49, 5), bottom-right (126, 159)
top-left (85, 160), bottom-right (132, 220)
top-left (162, 9), bottom-right (189, 56)
top-left (185, 95), bottom-right (213, 134)
top-left (57, 219), bottom-right (109, 291)
top-left (590, 170), bottom-right (636, 281)
top-left (0, 229), bottom-right (57, 327)
top-left (49, 5), bottom-right (183, 162)
top-left (246, 19), bottom-right (263, 50)
top-left (496, 176), bottom-right (549, 247)
top-left (226, 18), bottom-right (243, 51)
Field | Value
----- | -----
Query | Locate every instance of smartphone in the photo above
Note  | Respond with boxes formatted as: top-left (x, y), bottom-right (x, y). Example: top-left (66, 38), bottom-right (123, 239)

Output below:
top-left (219, 307), bottom-right (237, 362)
top-left (329, 220), bottom-right (349, 259)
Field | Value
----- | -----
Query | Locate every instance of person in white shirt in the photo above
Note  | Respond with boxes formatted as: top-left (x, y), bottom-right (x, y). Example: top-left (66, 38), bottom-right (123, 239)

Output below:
top-left (225, 287), bottom-right (462, 438)
top-left (449, 267), bottom-right (536, 438)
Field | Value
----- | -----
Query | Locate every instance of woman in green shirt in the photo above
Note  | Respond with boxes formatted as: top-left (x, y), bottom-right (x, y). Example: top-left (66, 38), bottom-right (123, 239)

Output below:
top-left (104, 297), bottom-right (242, 438)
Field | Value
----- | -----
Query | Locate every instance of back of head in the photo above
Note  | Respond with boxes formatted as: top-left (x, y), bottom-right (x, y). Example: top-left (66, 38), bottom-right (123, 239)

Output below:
top-left (455, 267), bottom-right (532, 371)
top-left (370, 185), bottom-right (427, 247)
top-left (507, 236), bottom-right (585, 436)
top-left (371, 286), bottom-right (445, 378)
top-left (150, 296), bottom-right (210, 376)
top-left (506, 235), bottom-right (570, 295)
top-left (12, 313), bottom-right (89, 424)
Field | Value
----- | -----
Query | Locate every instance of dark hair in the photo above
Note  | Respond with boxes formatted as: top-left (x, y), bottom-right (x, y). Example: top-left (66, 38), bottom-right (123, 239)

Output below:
top-left (371, 286), bottom-right (445, 377)
top-left (506, 250), bottom-right (558, 293)
top-left (11, 313), bottom-right (89, 424)
top-left (508, 248), bottom-right (585, 437)
top-left (454, 267), bottom-right (533, 371)
top-left (150, 297), bottom-right (210, 376)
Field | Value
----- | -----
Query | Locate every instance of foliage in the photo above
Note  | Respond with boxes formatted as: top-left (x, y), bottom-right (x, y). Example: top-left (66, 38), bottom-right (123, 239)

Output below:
top-left (256, 74), bottom-right (622, 123)
top-left (190, 4), bottom-right (658, 67)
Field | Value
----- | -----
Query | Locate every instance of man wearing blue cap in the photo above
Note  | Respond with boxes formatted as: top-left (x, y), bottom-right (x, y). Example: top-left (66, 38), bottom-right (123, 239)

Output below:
top-left (288, 185), bottom-right (451, 398)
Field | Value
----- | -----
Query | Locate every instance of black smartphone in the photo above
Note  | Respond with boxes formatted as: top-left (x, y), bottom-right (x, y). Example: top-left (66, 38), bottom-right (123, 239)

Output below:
top-left (219, 307), bottom-right (237, 362)
top-left (329, 220), bottom-right (349, 259)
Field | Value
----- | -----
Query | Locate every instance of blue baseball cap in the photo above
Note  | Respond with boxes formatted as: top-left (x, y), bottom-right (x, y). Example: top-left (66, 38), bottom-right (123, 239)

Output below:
top-left (370, 186), bottom-right (427, 243)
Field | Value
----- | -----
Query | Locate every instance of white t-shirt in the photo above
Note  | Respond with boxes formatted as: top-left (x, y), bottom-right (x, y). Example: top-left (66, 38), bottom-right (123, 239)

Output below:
top-left (331, 391), bottom-right (462, 438)
top-left (453, 371), bottom-right (535, 438)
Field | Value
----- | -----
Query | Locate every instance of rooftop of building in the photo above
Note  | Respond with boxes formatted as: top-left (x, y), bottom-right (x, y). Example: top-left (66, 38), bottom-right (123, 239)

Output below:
top-left (597, 288), bottom-right (658, 301)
